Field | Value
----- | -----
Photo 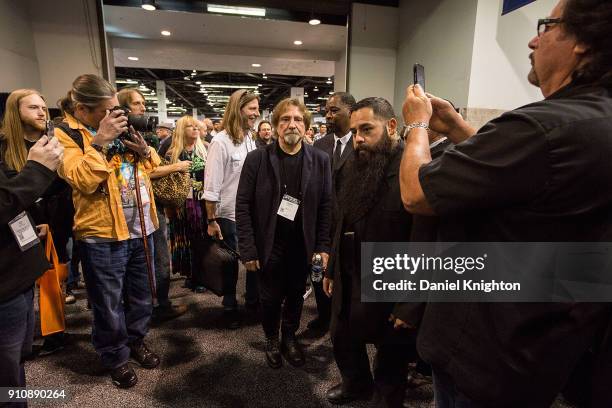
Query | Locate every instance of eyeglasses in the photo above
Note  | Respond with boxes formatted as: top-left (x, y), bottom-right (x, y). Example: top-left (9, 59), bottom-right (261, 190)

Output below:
top-left (537, 18), bottom-right (562, 36)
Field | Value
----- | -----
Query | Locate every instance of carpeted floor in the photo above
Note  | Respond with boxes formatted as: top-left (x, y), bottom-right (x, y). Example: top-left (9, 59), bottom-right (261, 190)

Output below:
top-left (25, 274), bottom-right (574, 408)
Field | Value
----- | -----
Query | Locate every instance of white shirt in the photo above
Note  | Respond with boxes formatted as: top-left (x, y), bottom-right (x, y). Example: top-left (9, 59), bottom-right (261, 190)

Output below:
top-left (203, 130), bottom-right (257, 221)
top-left (333, 131), bottom-right (352, 156)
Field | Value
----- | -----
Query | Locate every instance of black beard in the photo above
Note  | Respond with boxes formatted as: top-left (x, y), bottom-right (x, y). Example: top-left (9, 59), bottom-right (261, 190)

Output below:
top-left (338, 130), bottom-right (397, 225)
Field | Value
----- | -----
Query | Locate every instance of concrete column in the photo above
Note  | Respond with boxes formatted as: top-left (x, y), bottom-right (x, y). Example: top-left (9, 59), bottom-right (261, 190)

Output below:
top-left (192, 107), bottom-right (198, 118)
top-left (156, 80), bottom-right (167, 123)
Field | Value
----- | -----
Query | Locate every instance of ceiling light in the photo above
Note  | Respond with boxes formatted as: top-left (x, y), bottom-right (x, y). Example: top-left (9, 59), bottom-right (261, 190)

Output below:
top-left (196, 81), bottom-right (202, 84)
top-left (293, 40), bottom-right (303, 45)
top-left (184, 76), bottom-right (190, 80)
top-left (329, 91), bottom-right (334, 95)
top-left (304, 93), bottom-right (309, 97)
top-left (128, 56), bottom-right (139, 61)
top-left (207, 4), bottom-right (266, 17)
top-left (141, 0), bottom-right (156, 11)
top-left (251, 63), bottom-right (261, 68)
top-left (314, 86), bottom-right (319, 91)
top-left (161, 30), bottom-right (171, 36)
top-left (309, 18), bottom-right (321, 25)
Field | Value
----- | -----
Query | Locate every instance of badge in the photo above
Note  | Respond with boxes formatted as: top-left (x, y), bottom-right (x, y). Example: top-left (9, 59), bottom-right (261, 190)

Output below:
top-left (8, 211), bottom-right (40, 251)
top-left (277, 194), bottom-right (300, 221)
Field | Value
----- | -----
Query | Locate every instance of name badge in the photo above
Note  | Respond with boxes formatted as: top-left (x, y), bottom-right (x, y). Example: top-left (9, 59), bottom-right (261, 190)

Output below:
top-left (277, 194), bottom-right (300, 221)
top-left (8, 211), bottom-right (40, 251)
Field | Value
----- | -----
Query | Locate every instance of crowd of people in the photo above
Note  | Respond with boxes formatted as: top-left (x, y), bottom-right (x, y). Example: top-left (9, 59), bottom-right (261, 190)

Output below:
top-left (1, 0), bottom-right (612, 407)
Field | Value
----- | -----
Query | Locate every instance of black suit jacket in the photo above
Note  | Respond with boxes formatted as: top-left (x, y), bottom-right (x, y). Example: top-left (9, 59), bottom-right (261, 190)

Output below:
top-left (236, 142), bottom-right (332, 267)
top-left (314, 133), bottom-right (353, 185)
top-left (329, 145), bottom-right (412, 342)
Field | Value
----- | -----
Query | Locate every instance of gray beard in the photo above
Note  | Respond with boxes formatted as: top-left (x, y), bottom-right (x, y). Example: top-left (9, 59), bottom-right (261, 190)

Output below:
top-left (284, 133), bottom-right (302, 145)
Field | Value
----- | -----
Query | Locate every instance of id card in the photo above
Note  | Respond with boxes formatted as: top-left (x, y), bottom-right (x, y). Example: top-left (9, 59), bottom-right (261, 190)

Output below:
top-left (277, 194), bottom-right (300, 221)
top-left (8, 211), bottom-right (39, 251)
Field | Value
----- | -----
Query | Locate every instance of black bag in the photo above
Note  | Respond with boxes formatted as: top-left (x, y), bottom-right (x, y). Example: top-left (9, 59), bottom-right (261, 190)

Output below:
top-left (191, 236), bottom-right (240, 297)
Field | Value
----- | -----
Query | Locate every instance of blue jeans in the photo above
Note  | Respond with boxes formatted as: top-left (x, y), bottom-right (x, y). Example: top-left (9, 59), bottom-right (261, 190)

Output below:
top-left (0, 287), bottom-right (34, 407)
top-left (433, 370), bottom-right (483, 408)
top-left (79, 236), bottom-right (154, 369)
top-left (217, 218), bottom-right (258, 309)
top-left (153, 206), bottom-right (171, 308)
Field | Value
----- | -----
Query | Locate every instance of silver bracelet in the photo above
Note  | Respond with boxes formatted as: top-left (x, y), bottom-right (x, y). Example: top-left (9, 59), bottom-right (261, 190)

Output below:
top-left (403, 122), bottom-right (430, 138)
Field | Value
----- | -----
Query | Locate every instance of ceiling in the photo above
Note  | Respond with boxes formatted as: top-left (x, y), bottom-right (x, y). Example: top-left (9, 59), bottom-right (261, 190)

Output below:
top-left (116, 67), bottom-right (334, 118)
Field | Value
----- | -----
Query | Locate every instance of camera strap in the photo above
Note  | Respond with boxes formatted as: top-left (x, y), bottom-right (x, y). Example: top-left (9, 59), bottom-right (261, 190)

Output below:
top-left (133, 159), bottom-right (157, 301)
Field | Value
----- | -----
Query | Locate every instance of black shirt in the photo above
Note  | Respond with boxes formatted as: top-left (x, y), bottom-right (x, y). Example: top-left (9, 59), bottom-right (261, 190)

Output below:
top-left (413, 82), bottom-right (612, 406)
top-left (275, 143), bottom-right (304, 240)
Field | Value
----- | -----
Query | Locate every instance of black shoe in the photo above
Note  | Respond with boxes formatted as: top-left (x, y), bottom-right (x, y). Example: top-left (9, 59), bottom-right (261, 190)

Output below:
top-left (221, 309), bottom-right (241, 330)
top-left (326, 382), bottom-right (374, 405)
top-left (281, 336), bottom-right (305, 367)
top-left (153, 304), bottom-right (188, 322)
top-left (39, 333), bottom-right (65, 357)
top-left (110, 363), bottom-right (138, 388)
top-left (129, 342), bottom-right (160, 369)
top-left (306, 317), bottom-right (329, 331)
top-left (265, 337), bottom-right (282, 369)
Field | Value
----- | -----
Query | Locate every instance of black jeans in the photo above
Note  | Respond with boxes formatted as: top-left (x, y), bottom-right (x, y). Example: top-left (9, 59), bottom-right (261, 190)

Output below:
top-left (0, 288), bottom-right (34, 408)
top-left (153, 206), bottom-right (171, 308)
top-left (332, 316), bottom-right (412, 408)
top-left (258, 237), bottom-right (308, 339)
top-left (217, 217), bottom-right (258, 309)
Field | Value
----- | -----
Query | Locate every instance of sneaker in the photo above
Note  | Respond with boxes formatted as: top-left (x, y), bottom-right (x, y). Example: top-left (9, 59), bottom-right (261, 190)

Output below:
top-left (129, 341), bottom-right (160, 369)
top-left (65, 290), bottom-right (76, 305)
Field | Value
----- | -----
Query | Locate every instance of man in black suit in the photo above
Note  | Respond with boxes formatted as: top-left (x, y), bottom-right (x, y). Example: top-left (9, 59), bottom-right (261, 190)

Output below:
top-left (310, 92), bottom-right (356, 333)
top-left (323, 97), bottom-right (413, 407)
top-left (236, 97), bottom-right (332, 369)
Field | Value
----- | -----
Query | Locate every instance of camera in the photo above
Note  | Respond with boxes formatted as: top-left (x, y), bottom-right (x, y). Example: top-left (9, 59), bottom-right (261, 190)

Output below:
top-left (110, 106), bottom-right (158, 142)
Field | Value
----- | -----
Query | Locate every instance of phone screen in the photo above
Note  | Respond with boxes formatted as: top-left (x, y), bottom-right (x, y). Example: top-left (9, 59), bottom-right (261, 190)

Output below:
top-left (45, 120), bottom-right (55, 139)
top-left (413, 63), bottom-right (425, 92)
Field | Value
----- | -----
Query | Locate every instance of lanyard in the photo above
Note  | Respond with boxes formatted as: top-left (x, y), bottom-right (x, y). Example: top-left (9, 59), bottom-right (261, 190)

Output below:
top-left (279, 152), bottom-right (303, 199)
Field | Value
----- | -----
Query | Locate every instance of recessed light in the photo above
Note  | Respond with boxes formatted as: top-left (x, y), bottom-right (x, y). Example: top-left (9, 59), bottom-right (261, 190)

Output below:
top-left (309, 18), bottom-right (321, 25)
top-left (196, 81), bottom-right (201, 84)
top-left (183, 76), bottom-right (190, 80)
top-left (252, 63), bottom-right (261, 68)
top-left (161, 30), bottom-right (171, 36)
top-left (142, 0), bottom-right (156, 11)
top-left (293, 40), bottom-right (303, 45)
top-left (128, 56), bottom-right (139, 61)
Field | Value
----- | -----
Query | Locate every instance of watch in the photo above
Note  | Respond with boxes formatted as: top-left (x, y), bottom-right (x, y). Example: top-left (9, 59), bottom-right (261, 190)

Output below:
top-left (207, 218), bottom-right (217, 224)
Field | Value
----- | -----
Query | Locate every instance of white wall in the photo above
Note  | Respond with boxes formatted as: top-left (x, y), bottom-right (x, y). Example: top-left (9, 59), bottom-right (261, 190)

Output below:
top-left (394, 0), bottom-right (478, 116)
top-left (467, 0), bottom-right (557, 110)
top-left (0, 0), bottom-right (105, 106)
top-left (348, 3), bottom-right (398, 105)
top-left (29, 0), bottom-right (104, 106)
top-left (0, 0), bottom-right (41, 91)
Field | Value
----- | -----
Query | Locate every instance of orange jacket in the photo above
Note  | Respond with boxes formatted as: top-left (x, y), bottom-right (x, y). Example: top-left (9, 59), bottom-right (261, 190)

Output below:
top-left (56, 113), bottom-right (160, 241)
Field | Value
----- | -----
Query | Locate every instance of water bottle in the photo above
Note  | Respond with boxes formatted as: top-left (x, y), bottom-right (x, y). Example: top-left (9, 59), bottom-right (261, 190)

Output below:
top-left (311, 253), bottom-right (323, 283)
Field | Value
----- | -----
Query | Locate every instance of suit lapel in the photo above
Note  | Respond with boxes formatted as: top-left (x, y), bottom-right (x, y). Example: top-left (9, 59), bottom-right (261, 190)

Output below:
top-left (301, 144), bottom-right (312, 197)
top-left (336, 135), bottom-right (354, 170)
top-left (268, 142), bottom-right (281, 193)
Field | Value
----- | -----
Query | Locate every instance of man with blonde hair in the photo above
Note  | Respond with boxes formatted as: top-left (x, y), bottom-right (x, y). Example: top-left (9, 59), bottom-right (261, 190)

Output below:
top-left (203, 89), bottom-right (260, 329)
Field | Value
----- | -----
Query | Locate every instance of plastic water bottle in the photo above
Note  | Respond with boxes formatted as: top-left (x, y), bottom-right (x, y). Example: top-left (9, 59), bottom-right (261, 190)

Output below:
top-left (311, 253), bottom-right (323, 283)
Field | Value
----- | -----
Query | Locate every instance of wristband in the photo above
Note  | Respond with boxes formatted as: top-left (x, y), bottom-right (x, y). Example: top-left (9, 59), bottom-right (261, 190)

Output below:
top-left (207, 218), bottom-right (217, 224)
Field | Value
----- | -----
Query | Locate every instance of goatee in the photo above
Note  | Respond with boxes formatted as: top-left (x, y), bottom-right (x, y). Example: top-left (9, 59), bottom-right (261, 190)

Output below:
top-left (283, 132), bottom-right (302, 145)
top-left (338, 130), bottom-right (399, 224)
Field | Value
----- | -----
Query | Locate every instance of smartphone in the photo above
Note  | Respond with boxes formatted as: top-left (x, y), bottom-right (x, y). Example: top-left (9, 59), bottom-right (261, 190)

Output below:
top-left (45, 120), bottom-right (55, 139)
top-left (413, 63), bottom-right (425, 91)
